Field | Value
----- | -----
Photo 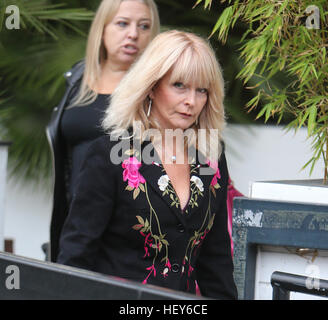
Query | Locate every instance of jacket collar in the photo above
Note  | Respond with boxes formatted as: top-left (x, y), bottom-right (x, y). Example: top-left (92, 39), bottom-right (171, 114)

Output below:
top-left (137, 139), bottom-right (216, 222)
top-left (64, 60), bottom-right (85, 87)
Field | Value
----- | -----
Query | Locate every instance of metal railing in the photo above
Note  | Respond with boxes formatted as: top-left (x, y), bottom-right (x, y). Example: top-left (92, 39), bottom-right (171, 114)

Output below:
top-left (0, 252), bottom-right (208, 300)
top-left (271, 271), bottom-right (328, 300)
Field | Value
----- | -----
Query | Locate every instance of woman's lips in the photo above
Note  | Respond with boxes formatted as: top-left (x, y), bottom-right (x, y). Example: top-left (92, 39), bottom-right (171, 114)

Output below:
top-left (122, 44), bottom-right (138, 55)
top-left (179, 112), bottom-right (192, 119)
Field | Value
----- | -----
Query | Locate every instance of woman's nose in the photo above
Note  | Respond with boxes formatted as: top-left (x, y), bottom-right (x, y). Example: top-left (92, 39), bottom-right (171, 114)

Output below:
top-left (184, 90), bottom-right (196, 107)
top-left (127, 24), bottom-right (138, 40)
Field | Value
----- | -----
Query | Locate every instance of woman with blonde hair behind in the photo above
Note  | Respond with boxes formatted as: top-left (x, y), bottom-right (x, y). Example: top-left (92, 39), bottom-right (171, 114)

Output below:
top-left (58, 30), bottom-right (238, 300)
top-left (46, 0), bottom-right (160, 263)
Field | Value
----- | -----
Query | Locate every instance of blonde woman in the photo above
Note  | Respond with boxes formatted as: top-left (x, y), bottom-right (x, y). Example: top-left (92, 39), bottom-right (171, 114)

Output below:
top-left (58, 30), bottom-right (238, 299)
top-left (46, 0), bottom-right (160, 263)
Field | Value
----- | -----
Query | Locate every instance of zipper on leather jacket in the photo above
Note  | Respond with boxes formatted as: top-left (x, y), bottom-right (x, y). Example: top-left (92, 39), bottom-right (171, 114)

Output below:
top-left (45, 127), bottom-right (55, 262)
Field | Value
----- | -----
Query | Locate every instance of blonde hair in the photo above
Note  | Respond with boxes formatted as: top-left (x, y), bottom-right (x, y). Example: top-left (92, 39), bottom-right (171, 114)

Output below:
top-left (103, 30), bottom-right (226, 161)
top-left (71, 0), bottom-right (160, 107)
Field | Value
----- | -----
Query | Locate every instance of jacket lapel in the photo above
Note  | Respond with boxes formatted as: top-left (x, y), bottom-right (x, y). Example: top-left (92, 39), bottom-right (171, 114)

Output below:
top-left (184, 146), bottom-right (216, 217)
top-left (138, 141), bottom-right (216, 223)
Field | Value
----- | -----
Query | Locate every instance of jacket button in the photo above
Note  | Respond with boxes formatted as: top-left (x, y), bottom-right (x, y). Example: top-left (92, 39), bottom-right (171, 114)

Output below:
top-left (177, 223), bottom-right (185, 233)
top-left (171, 263), bottom-right (180, 273)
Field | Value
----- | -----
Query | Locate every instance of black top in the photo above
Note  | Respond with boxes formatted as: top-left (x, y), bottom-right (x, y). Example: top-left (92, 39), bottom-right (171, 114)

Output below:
top-left (60, 94), bottom-right (111, 198)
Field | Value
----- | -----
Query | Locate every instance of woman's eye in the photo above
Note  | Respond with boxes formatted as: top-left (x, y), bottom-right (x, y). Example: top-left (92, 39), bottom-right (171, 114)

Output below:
top-left (197, 88), bottom-right (208, 94)
top-left (139, 23), bottom-right (150, 30)
top-left (117, 21), bottom-right (128, 27)
top-left (173, 82), bottom-right (184, 89)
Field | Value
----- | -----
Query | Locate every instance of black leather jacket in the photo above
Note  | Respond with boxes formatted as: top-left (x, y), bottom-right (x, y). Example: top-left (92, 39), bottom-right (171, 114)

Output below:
top-left (46, 61), bottom-right (84, 262)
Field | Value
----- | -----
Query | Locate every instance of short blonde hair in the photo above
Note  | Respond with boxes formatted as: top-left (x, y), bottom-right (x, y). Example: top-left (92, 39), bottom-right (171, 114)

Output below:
top-left (103, 30), bottom-right (226, 161)
top-left (71, 0), bottom-right (160, 107)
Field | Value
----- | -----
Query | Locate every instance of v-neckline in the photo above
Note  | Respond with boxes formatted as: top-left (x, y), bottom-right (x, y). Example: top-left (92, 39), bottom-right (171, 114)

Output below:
top-left (138, 139), bottom-right (216, 219)
top-left (152, 143), bottom-right (192, 212)
top-left (165, 165), bottom-right (191, 212)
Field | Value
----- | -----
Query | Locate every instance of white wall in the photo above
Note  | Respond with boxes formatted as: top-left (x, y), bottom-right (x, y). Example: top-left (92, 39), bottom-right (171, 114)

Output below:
top-left (224, 124), bottom-right (324, 196)
top-left (2, 124), bottom-right (325, 261)
top-left (3, 179), bottom-right (51, 260)
top-left (0, 145), bottom-right (9, 252)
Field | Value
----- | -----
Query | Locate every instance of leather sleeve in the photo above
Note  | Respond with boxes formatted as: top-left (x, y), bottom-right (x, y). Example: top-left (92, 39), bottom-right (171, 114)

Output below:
top-left (57, 136), bottom-right (115, 270)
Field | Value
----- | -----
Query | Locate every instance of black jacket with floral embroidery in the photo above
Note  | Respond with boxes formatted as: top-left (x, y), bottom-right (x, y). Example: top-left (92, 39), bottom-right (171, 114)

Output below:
top-left (57, 135), bottom-right (238, 300)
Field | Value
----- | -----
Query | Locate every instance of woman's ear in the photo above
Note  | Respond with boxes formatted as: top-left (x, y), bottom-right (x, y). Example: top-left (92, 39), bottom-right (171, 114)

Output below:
top-left (149, 79), bottom-right (160, 100)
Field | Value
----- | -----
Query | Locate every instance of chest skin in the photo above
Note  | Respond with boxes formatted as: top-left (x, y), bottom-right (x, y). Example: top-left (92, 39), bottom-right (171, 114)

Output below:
top-left (161, 163), bottom-right (190, 211)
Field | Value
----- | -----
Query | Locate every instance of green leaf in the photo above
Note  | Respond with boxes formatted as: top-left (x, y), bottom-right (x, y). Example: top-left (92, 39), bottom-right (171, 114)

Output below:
top-left (139, 183), bottom-right (145, 192)
top-left (245, 91), bottom-right (261, 109)
top-left (322, 47), bottom-right (326, 64)
top-left (193, 0), bottom-right (203, 7)
top-left (161, 239), bottom-right (169, 246)
top-left (271, 16), bottom-right (282, 43)
top-left (307, 105), bottom-right (317, 136)
top-left (136, 215), bottom-right (144, 225)
top-left (209, 6), bottom-right (234, 42)
top-left (256, 103), bottom-right (275, 122)
top-left (318, 115), bottom-right (328, 123)
top-left (133, 188), bottom-right (140, 200)
top-left (311, 64), bottom-right (318, 80)
top-left (132, 224), bottom-right (143, 231)
top-left (298, 109), bottom-right (310, 130)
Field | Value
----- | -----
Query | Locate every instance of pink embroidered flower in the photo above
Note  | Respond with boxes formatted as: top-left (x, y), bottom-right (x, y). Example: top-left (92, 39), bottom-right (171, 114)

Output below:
top-left (165, 259), bottom-right (172, 270)
top-left (181, 258), bottom-right (187, 275)
top-left (192, 239), bottom-right (200, 247)
top-left (143, 233), bottom-right (153, 258)
top-left (161, 259), bottom-right (172, 278)
top-left (188, 265), bottom-right (194, 277)
top-left (122, 156), bottom-right (145, 189)
top-left (207, 160), bottom-right (221, 187)
top-left (142, 264), bottom-right (156, 284)
top-left (211, 169), bottom-right (221, 186)
top-left (162, 268), bottom-right (169, 278)
top-left (200, 230), bottom-right (208, 240)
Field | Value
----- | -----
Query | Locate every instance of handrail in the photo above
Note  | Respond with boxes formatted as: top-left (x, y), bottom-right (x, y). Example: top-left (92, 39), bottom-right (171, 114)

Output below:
top-left (271, 271), bottom-right (328, 300)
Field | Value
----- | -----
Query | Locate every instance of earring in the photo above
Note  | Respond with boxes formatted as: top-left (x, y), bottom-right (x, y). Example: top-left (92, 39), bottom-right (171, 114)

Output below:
top-left (147, 98), bottom-right (152, 117)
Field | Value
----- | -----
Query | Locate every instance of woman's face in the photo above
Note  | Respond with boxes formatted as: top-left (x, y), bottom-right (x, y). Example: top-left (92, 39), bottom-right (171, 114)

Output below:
top-left (150, 70), bottom-right (208, 131)
top-left (103, 1), bottom-right (152, 69)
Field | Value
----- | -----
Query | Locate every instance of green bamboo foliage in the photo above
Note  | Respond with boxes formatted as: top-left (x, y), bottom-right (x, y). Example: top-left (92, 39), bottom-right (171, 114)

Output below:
top-left (195, 0), bottom-right (328, 182)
